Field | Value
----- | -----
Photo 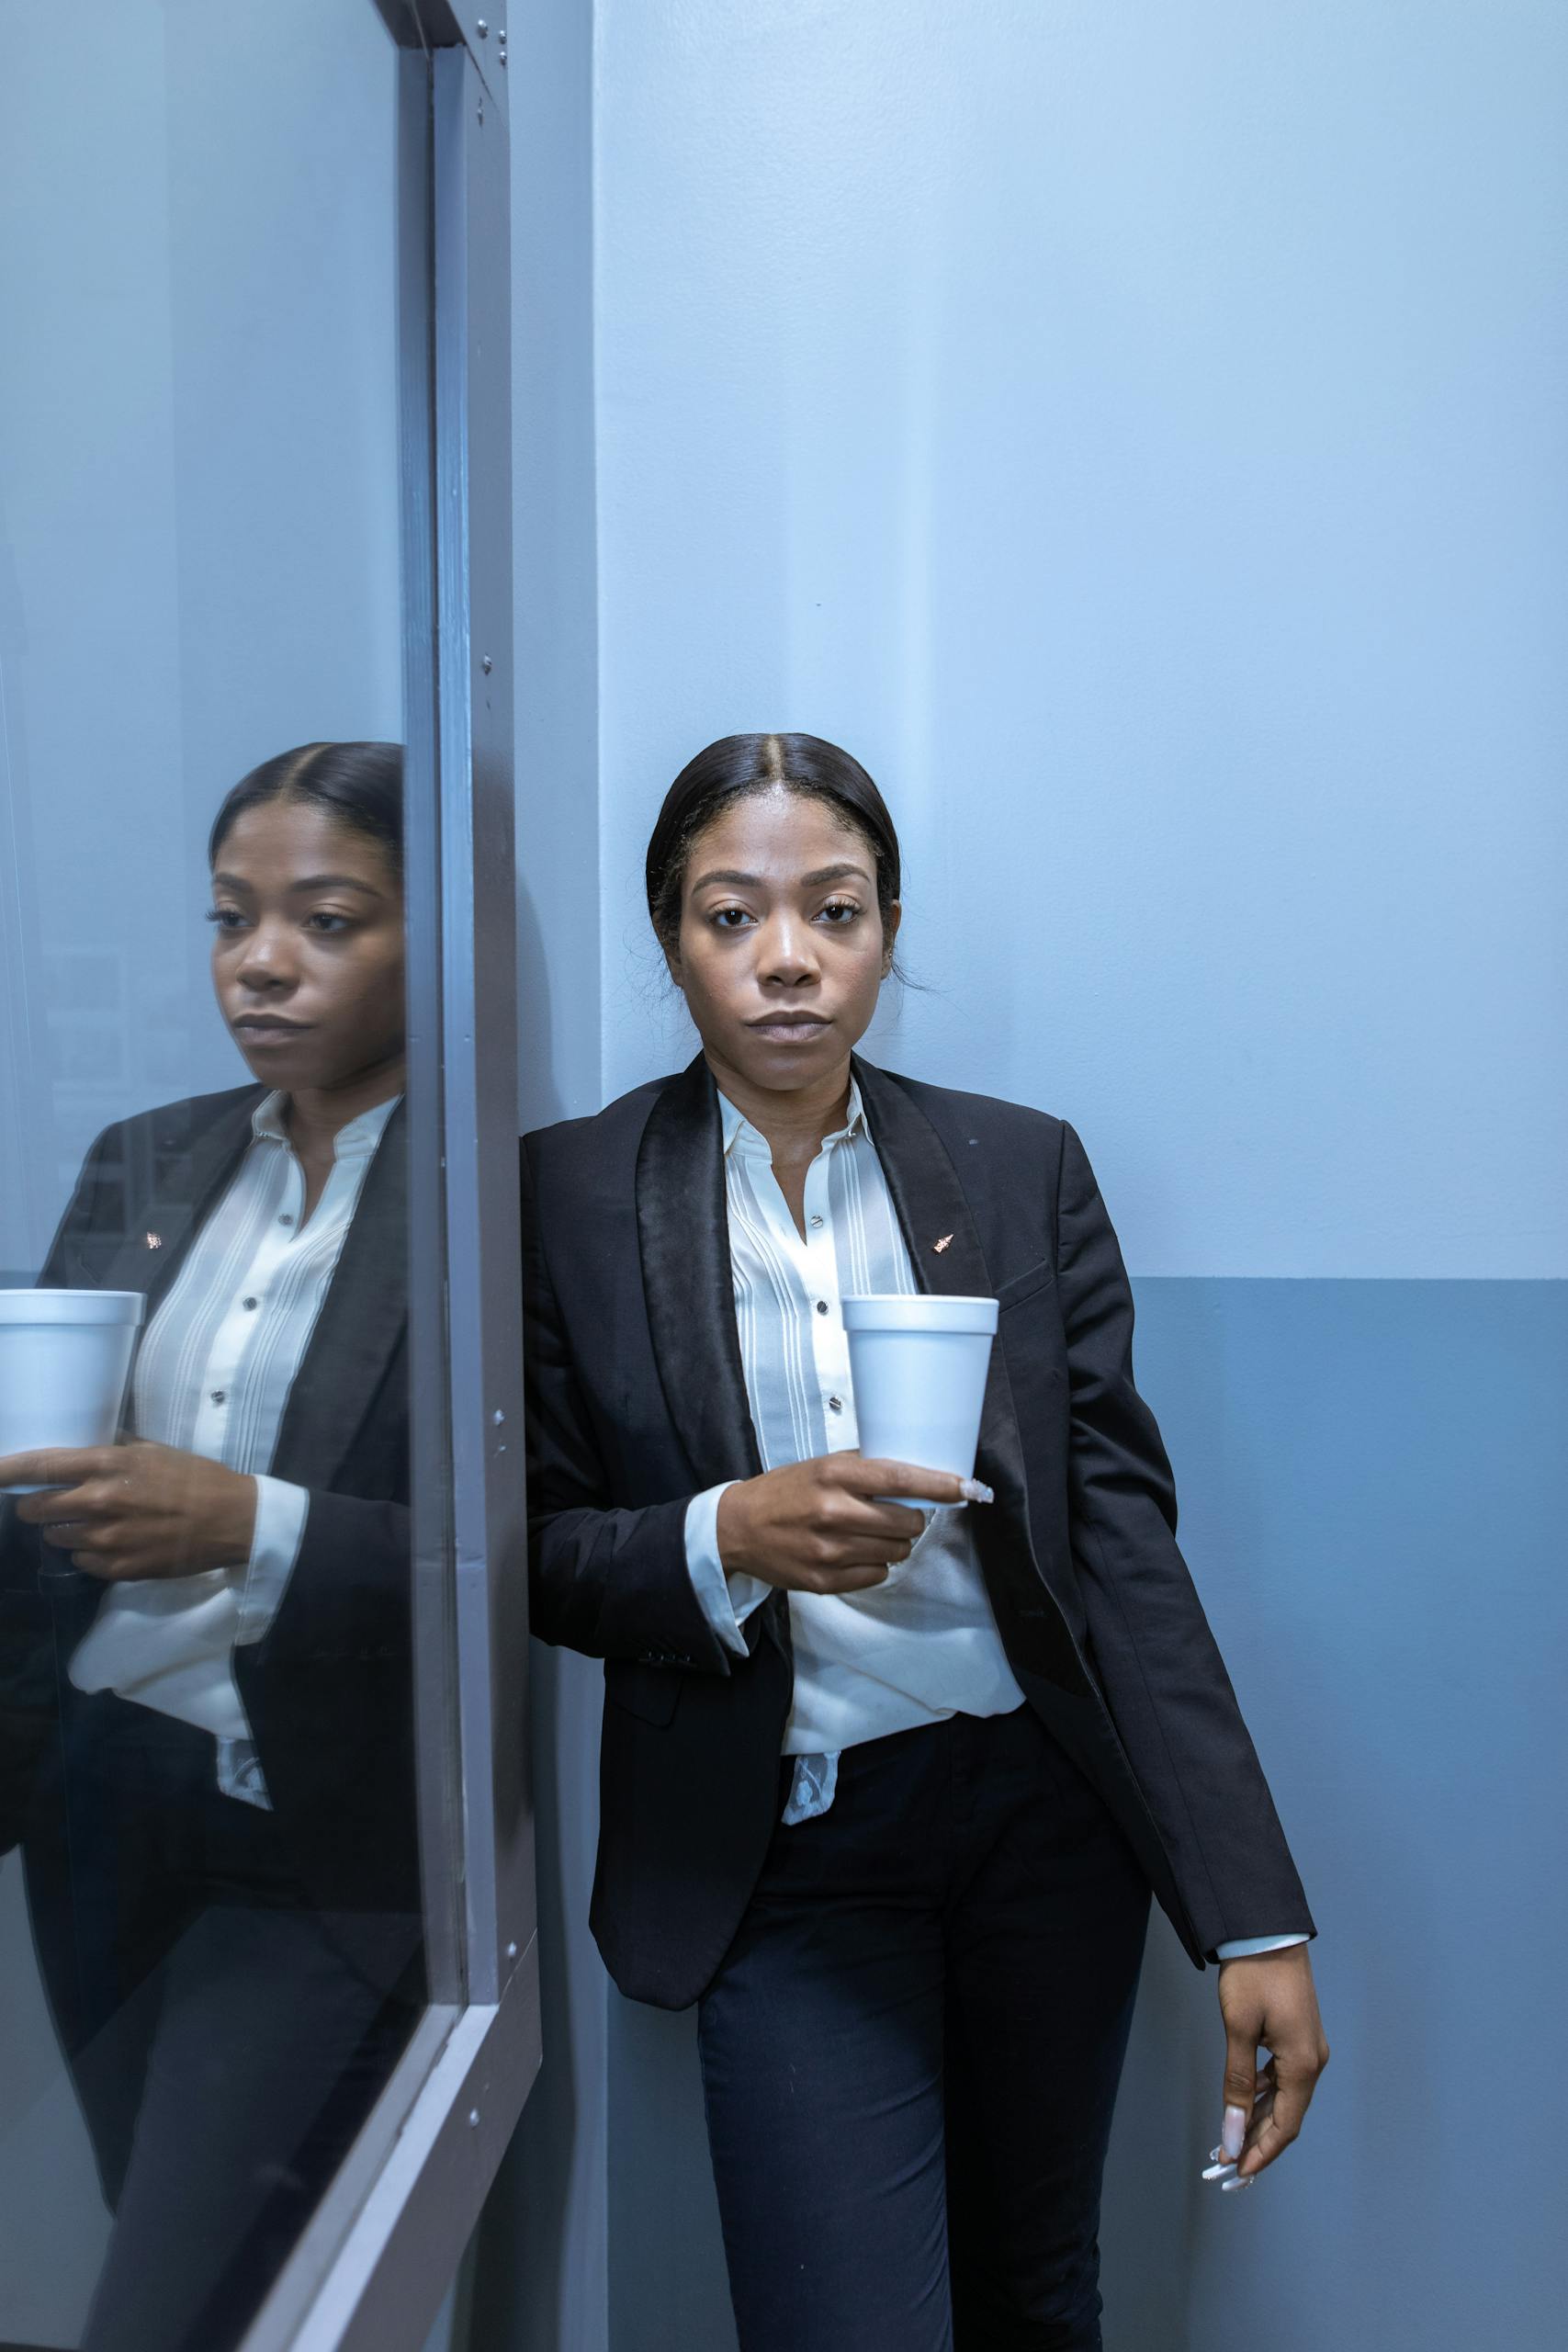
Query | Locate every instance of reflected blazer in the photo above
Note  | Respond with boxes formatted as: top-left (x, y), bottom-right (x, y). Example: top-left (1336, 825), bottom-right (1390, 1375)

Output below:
top-left (0, 1085), bottom-right (417, 1999)
top-left (523, 1052), bottom-right (1314, 2011)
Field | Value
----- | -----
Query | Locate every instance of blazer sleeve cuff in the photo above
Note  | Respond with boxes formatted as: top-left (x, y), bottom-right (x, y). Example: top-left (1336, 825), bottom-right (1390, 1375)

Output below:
top-left (684, 1483), bottom-right (771, 1658)
top-left (1213, 1932), bottom-right (1313, 1960)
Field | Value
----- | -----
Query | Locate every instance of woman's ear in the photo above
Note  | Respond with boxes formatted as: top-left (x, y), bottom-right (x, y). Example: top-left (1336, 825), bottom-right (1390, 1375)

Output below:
top-left (880, 899), bottom-right (903, 978)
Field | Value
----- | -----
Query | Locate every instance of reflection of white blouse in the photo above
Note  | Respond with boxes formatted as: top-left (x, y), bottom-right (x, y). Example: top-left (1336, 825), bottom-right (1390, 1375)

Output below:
top-left (67, 1091), bottom-right (400, 1808)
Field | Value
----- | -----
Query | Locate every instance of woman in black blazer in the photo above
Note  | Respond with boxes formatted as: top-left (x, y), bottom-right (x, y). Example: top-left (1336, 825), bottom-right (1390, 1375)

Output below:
top-left (0, 743), bottom-right (418, 2352)
top-left (524, 732), bottom-right (1329, 2352)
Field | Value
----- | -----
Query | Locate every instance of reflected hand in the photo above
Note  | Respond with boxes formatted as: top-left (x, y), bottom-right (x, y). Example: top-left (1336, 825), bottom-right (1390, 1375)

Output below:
top-left (1204, 1944), bottom-right (1329, 2189)
top-left (716, 1452), bottom-right (991, 1595)
top-left (0, 1442), bottom-right (258, 1579)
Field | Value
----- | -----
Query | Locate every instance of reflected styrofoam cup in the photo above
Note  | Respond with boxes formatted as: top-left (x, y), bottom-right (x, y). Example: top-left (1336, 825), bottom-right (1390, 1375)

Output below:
top-left (0, 1291), bottom-right (144, 1490)
top-left (841, 1294), bottom-right (998, 1499)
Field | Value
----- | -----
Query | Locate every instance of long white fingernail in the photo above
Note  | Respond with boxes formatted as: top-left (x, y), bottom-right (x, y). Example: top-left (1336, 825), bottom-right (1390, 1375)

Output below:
top-left (1201, 2162), bottom-right (1237, 2182)
top-left (1222, 2106), bottom-right (1247, 2160)
top-left (1220, 2174), bottom-right (1254, 2192)
top-left (959, 1478), bottom-right (994, 1504)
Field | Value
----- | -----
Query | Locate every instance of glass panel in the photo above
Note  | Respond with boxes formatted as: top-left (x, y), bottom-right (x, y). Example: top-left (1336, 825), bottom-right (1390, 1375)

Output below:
top-left (0, 7), bottom-right (429, 2348)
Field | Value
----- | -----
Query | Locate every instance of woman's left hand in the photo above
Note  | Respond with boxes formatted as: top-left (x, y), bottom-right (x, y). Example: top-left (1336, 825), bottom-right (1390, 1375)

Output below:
top-left (0, 1442), bottom-right (258, 1579)
top-left (1206, 1944), bottom-right (1330, 2188)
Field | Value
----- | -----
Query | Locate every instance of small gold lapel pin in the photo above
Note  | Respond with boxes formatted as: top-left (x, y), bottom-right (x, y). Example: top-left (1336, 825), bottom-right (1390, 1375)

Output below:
top-left (146, 1232), bottom-right (162, 1250)
top-left (932, 1233), bottom-right (953, 1254)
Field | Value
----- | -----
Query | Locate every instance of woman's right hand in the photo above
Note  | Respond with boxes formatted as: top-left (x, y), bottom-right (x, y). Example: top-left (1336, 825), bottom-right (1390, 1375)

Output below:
top-left (716, 1455), bottom-right (992, 1594)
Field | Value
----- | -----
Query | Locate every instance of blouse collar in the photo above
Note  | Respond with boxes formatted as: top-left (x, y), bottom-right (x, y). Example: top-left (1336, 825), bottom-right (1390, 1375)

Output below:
top-left (252, 1089), bottom-right (401, 1164)
top-left (718, 1074), bottom-right (867, 1164)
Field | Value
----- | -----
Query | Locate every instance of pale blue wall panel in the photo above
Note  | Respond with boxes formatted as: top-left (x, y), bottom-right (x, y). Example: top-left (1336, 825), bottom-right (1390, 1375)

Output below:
top-left (592, 0), bottom-right (1568, 1278)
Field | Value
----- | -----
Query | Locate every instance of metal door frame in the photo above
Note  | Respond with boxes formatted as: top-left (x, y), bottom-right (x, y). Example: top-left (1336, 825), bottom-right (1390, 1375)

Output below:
top-left (240, 8), bottom-right (536, 2346)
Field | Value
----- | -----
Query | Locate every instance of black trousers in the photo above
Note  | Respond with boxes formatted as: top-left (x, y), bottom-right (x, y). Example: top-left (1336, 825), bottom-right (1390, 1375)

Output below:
top-left (25, 1697), bottom-right (414, 2352)
top-left (696, 1706), bottom-right (1151, 2352)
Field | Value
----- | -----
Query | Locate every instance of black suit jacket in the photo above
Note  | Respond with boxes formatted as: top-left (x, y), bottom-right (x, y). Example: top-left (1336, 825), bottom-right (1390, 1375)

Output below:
top-left (523, 1052), bottom-right (1314, 2011)
top-left (0, 1084), bottom-right (418, 1999)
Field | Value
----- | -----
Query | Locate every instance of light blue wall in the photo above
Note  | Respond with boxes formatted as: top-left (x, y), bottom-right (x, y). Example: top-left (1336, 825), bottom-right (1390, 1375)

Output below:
top-left (593, 0), bottom-right (1568, 1280)
top-left (562, 6), bottom-right (1568, 2350)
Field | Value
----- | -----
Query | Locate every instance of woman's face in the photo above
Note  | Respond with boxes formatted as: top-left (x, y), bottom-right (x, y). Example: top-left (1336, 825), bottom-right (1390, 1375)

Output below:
top-left (209, 797), bottom-right (405, 1095)
top-left (668, 786), bottom-right (899, 1095)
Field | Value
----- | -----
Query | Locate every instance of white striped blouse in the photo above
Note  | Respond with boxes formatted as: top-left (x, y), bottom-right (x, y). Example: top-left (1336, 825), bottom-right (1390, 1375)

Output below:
top-left (683, 1079), bottom-right (1026, 1818)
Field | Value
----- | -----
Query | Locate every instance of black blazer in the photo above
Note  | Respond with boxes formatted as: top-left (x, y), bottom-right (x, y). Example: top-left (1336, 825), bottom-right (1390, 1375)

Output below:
top-left (0, 1084), bottom-right (417, 1998)
top-left (523, 1052), bottom-right (1314, 2011)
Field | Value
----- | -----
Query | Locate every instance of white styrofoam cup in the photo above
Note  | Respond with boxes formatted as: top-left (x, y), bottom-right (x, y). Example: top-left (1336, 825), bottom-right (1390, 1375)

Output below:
top-left (841, 1293), bottom-right (998, 1496)
top-left (0, 1290), bottom-right (144, 1490)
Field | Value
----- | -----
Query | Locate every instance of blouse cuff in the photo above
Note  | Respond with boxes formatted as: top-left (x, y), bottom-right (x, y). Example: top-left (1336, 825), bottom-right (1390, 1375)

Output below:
top-left (235, 1476), bottom-right (310, 1645)
top-left (684, 1482), bottom-right (772, 1658)
top-left (1213, 1932), bottom-right (1312, 1960)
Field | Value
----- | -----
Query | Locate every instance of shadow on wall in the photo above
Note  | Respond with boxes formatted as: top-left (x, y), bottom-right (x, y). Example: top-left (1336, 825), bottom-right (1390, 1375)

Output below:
top-left (607, 1997), bottom-right (737, 2352)
top-left (468, 885), bottom-right (610, 2352)
top-left (1098, 1919), bottom-right (1211, 2352)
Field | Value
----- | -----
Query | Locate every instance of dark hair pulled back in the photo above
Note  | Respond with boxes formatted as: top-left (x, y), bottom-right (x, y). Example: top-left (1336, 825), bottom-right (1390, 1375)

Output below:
top-left (645, 733), bottom-right (901, 953)
top-left (208, 741), bottom-right (403, 879)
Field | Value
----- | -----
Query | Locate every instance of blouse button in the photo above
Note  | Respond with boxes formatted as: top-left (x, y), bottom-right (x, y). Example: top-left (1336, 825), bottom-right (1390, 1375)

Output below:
top-left (278, 1214), bottom-right (295, 1227)
top-left (210, 1390), bottom-right (227, 1407)
top-left (809, 1214), bottom-right (824, 1229)
top-left (816, 1299), bottom-right (829, 1316)
top-left (828, 1395), bottom-right (843, 1414)
top-left (242, 1297), bottom-right (258, 1311)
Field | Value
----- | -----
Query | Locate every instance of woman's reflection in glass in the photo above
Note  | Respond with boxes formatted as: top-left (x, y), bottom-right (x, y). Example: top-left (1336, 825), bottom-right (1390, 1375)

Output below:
top-left (0, 743), bottom-right (419, 2352)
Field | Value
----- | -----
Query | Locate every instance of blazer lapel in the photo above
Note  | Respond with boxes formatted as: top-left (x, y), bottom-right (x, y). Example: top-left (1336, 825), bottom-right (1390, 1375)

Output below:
top-left (850, 1057), bottom-right (989, 1296)
top-left (272, 1100), bottom-right (408, 1491)
top-left (636, 1055), bottom-right (762, 1492)
top-left (99, 1087), bottom-right (265, 1323)
top-left (851, 1054), bottom-right (1020, 1490)
top-left (852, 1056), bottom-right (1083, 1687)
top-left (636, 1049), bottom-right (1030, 1514)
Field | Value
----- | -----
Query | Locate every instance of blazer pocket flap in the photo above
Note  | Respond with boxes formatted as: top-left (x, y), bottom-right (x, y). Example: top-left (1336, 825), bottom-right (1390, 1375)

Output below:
top-left (604, 1660), bottom-right (683, 1727)
top-left (995, 1257), bottom-right (1055, 1312)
